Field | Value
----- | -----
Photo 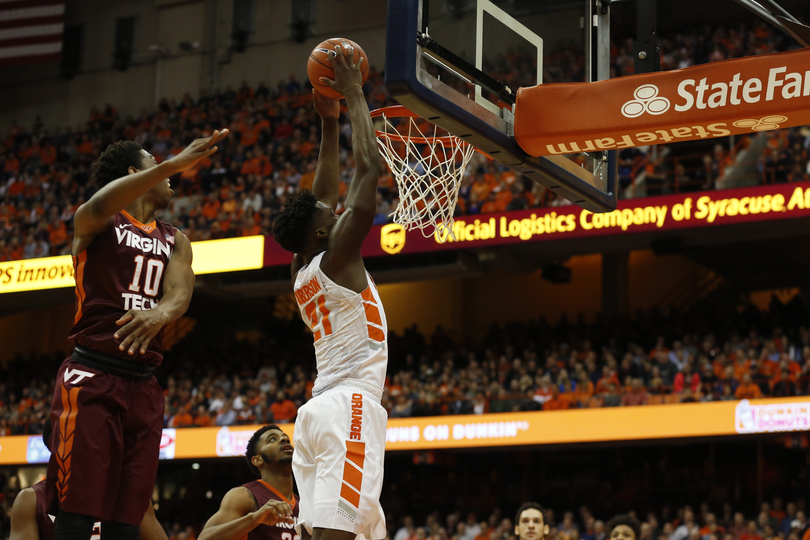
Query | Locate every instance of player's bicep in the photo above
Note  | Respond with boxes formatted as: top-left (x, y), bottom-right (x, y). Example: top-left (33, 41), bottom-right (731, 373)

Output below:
top-left (202, 488), bottom-right (256, 530)
top-left (139, 504), bottom-right (168, 540)
top-left (164, 231), bottom-right (194, 294)
top-left (324, 207), bottom-right (372, 268)
top-left (9, 489), bottom-right (39, 540)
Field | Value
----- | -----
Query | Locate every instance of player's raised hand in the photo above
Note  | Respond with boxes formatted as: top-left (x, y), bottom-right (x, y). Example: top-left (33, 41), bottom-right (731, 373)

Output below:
top-left (313, 89), bottom-right (340, 120)
top-left (250, 500), bottom-right (294, 527)
top-left (169, 129), bottom-right (230, 172)
top-left (321, 43), bottom-right (363, 96)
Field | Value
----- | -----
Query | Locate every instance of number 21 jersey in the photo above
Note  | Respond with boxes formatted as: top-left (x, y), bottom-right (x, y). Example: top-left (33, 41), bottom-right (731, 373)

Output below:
top-left (69, 210), bottom-right (177, 366)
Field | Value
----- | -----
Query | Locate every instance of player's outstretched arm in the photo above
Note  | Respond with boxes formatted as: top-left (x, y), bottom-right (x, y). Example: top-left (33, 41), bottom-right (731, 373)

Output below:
top-left (320, 44), bottom-right (382, 270)
top-left (198, 487), bottom-right (293, 540)
top-left (114, 230), bottom-right (194, 355)
top-left (139, 503), bottom-right (169, 540)
top-left (9, 488), bottom-right (38, 540)
top-left (74, 130), bottom-right (229, 239)
top-left (311, 90), bottom-right (341, 208)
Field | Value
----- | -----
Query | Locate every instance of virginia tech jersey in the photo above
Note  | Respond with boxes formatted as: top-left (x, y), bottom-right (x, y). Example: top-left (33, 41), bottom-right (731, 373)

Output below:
top-left (293, 252), bottom-right (387, 397)
top-left (69, 210), bottom-right (177, 366)
top-left (243, 480), bottom-right (299, 540)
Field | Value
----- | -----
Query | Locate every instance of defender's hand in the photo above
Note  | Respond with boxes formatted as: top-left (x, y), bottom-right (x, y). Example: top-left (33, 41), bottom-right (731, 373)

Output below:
top-left (250, 500), bottom-right (294, 527)
top-left (313, 90), bottom-right (340, 120)
top-left (168, 129), bottom-right (230, 173)
top-left (115, 307), bottom-right (170, 355)
top-left (321, 43), bottom-right (363, 97)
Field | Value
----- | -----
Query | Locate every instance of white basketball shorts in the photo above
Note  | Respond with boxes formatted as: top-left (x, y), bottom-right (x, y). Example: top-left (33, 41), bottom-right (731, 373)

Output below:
top-left (292, 384), bottom-right (387, 540)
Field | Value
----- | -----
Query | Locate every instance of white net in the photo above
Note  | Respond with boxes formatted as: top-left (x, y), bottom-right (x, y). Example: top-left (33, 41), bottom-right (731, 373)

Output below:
top-left (374, 109), bottom-right (476, 241)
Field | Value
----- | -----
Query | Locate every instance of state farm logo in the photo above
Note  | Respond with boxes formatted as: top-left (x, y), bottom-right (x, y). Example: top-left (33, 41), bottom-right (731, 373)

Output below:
top-left (380, 223), bottom-right (406, 254)
top-left (621, 84), bottom-right (671, 118)
top-left (733, 115), bottom-right (788, 131)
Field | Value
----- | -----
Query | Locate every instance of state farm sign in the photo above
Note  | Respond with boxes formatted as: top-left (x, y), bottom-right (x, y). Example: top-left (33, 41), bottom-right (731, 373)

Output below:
top-left (515, 48), bottom-right (810, 156)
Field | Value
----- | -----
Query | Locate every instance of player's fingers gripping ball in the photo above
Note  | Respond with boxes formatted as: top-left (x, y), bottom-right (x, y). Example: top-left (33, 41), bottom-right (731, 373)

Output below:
top-left (308, 38), bottom-right (369, 99)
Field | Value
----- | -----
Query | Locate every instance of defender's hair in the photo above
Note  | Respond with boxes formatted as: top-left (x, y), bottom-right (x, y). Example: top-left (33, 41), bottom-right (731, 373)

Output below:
top-left (272, 190), bottom-right (320, 254)
top-left (606, 515), bottom-right (642, 540)
top-left (245, 424), bottom-right (283, 476)
top-left (91, 140), bottom-right (146, 189)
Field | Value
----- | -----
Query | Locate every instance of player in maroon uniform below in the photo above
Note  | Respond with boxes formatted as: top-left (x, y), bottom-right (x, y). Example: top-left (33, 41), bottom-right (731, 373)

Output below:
top-left (199, 425), bottom-right (297, 540)
top-left (9, 420), bottom-right (168, 540)
top-left (45, 129), bottom-right (229, 540)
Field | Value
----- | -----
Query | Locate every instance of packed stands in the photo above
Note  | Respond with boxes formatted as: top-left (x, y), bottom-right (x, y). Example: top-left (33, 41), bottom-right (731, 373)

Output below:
top-left (2, 287), bottom-right (810, 435)
top-left (2, 21), bottom-right (809, 262)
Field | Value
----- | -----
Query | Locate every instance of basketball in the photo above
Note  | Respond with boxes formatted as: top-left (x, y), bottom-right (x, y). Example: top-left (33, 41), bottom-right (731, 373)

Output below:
top-left (307, 38), bottom-right (369, 99)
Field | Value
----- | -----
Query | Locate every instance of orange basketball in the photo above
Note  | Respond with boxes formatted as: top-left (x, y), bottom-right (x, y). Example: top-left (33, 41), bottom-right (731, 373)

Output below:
top-left (308, 38), bottom-right (369, 99)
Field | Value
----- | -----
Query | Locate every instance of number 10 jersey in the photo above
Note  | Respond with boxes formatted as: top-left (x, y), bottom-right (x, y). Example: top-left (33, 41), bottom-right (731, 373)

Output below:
top-left (69, 210), bottom-right (177, 366)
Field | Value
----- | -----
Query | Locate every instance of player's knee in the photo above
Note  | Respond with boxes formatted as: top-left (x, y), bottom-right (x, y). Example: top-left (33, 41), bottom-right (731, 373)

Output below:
top-left (101, 520), bottom-right (140, 540)
top-left (54, 509), bottom-right (96, 540)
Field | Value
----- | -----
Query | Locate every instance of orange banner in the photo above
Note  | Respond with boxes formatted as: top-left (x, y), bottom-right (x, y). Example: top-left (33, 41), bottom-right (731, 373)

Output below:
top-left (2, 397), bottom-right (808, 466)
top-left (515, 48), bottom-right (810, 157)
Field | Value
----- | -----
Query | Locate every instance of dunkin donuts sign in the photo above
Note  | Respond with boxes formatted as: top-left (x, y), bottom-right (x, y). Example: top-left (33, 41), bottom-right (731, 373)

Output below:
top-left (514, 48), bottom-right (810, 156)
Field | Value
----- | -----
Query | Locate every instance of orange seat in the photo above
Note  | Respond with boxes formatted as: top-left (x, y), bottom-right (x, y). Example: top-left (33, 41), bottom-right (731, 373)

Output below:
top-left (588, 397), bottom-right (604, 408)
top-left (648, 395), bottom-right (664, 405)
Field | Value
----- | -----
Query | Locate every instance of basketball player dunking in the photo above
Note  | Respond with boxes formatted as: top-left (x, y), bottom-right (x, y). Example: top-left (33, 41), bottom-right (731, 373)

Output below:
top-left (9, 420), bottom-right (168, 540)
top-left (271, 44), bottom-right (387, 540)
top-left (199, 425), bottom-right (297, 540)
top-left (45, 129), bottom-right (228, 540)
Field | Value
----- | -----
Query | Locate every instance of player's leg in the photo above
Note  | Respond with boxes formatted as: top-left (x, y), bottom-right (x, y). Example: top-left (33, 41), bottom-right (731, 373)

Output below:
top-left (312, 527), bottom-right (357, 540)
top-left (53, 509), bottom-right (95, 540)
top-left (99, 521), bottom-right (140, 540)
top-left (296, 389), bottom-right (387, 540)
top-left (47, 357), bottom-right (127, 538)
top-left (105, 377), bottom-right (164, 532)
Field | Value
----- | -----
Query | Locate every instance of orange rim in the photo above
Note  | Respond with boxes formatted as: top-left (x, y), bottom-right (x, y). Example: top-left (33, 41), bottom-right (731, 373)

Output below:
top-left (371, 105), bottom-right (467, 148)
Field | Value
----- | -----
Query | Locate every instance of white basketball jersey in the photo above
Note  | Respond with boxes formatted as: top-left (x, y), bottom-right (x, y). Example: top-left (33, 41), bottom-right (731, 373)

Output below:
top-left (293, 252), bottom-right (387, 397)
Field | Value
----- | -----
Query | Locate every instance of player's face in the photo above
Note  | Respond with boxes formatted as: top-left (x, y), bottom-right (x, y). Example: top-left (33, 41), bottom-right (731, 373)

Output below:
top-left (139, 150), bottom-right (174, 207)
top-left (611, 525), bottom-right (636, 540)
top-left (516, 509), bottom-right (549, 540)
top-left (258, 429), bottom-right (294, 467)
top-left (313, 201), bottom-right (339, 239)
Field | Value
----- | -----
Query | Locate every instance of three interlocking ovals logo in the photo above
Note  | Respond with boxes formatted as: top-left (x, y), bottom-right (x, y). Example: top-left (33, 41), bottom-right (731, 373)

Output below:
top-left (621, 84), bottom-right (671, 118)
top-left (733, 115), bottom-right (788, 131)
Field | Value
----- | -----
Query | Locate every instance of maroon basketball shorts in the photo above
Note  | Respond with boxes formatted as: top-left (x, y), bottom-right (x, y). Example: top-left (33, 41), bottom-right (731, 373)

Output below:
top-left (46, 355), bottom-right (163, 525)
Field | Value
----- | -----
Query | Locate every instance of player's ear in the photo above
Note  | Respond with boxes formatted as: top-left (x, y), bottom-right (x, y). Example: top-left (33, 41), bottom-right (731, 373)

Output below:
top-left (315, 226), bottom-right (329, 239)
top-left (252, 454), bottom-right (263, 469)
top-left (128, 166), bottom-right (139, 175)
top-left (515, 525), bottom-right (520, 536)
top-left (544, 525), bottom-right (550, 536)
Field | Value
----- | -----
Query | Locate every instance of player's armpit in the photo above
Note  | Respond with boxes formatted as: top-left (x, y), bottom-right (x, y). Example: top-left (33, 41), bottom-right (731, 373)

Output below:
top-left (198, 487), bottom-right (258, 540)
top-left (9, 488), bottom-right (39, 540)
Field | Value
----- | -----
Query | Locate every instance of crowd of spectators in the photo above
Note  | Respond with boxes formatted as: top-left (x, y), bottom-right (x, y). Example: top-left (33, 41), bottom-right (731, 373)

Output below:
top-left (3, 288), bottom-right (810, 435)
top-left (2, 21), bottom-right (810, 262)
top-left (384, 499), bottom-right (810, 540)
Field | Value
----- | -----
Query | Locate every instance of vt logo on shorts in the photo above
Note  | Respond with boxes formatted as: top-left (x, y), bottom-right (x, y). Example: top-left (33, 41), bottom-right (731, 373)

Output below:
top-left (63, 367), bottom-right (95, 385)
top-left (339, 393), bottom-right (366, 521)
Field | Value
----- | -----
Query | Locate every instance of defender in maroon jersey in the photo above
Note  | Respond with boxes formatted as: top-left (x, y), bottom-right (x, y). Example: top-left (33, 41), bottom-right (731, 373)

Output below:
top-left (45, 130), bottom-right (229, 540)
top-left (199, 425), bottom-right (297, 540)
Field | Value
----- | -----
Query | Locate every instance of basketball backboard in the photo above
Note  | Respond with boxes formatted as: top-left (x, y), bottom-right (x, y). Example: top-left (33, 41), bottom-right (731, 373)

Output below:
top-left (385, 0), bottom-right (617, 212)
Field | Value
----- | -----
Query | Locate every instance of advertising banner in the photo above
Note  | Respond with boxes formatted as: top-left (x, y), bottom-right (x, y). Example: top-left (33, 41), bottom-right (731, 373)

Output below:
top-left (2, 397), bottom-right (808, 465)
top-left (263, 182), bottom-right (810, 267)
top-left (515, 48), bottom-right (810, 156)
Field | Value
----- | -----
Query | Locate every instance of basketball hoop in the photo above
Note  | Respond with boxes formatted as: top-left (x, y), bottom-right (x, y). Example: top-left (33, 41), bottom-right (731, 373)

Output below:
top-left (371, 105), bottom-right (476, 241)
